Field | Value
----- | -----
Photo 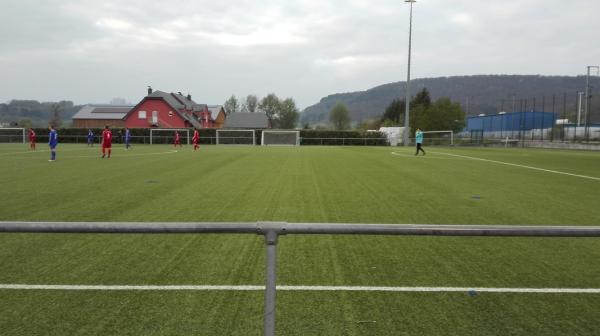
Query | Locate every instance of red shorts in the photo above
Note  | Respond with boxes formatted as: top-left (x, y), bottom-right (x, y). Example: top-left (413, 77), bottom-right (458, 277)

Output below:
top-left (102, 144), bottom-right (112, 149)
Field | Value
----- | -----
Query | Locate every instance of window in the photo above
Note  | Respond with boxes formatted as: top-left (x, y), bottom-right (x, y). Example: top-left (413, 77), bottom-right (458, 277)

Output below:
top-left (138, 111), bottom-right (147, 119)
top-left (152, 111), bottom-right (158, 124)
top-left (168, 111), bottom-right (173, 117)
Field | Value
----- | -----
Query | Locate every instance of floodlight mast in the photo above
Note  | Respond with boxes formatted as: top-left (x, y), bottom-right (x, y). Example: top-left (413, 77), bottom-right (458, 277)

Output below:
top-left (584, 66), bottom-right (599, 139)
top-left (403, 0), bottom-right (416, 146)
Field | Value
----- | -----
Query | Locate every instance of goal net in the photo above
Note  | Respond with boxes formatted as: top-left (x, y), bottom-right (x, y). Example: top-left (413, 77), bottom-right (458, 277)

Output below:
top-left (216, 129), bottom-right (256, 145)
top-left (150, 128), bottom-right (190, 145)
top-left (421, 130), bottom-right (454, 146)
top-left (261, 130), bottom-right (300, 146)
top-left (0, 128), bottom-right (26, 143)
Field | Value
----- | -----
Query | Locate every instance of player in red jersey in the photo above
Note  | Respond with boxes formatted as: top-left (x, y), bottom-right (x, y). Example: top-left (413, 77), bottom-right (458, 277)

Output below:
top-left (192, 129), bottom-right (199, 151)
top-left (174, 131), bottom-right (182, 148)
top-left (28, 128), bottom-right (36, 150)
top-left (101, 125), bottom-right (112, 158)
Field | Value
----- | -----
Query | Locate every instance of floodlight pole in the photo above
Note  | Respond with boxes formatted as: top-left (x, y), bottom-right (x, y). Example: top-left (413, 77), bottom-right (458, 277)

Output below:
top-left (577, 91), bottom-right (584, 126)
top-left (584, 66), bottom-right (599, 140)
top-left (403, 0), bottom-right (416, 146)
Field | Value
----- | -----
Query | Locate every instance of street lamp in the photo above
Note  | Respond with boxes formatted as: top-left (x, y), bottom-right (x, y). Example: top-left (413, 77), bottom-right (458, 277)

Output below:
top-left (403, 0), bottom-right (416, 146)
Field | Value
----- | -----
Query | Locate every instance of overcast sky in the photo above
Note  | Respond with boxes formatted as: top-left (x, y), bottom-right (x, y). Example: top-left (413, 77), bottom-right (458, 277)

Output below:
top-left (1, 0), bottom-right (599, 109)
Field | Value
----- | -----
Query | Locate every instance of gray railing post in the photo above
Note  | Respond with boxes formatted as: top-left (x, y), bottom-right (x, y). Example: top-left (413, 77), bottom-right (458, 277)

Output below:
top-left (258, 222), bottom-right (286, 336)
top-left (264, 229), bottom-right (278, 336)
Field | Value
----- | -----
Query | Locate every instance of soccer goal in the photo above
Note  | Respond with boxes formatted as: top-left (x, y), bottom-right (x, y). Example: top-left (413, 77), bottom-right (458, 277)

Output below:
top-left (422, 130), bottom-right (454, 146)
top-left (216, 129), bottom-right (256, 145)
top-left (261, 130), bottom-right (300, 146)
top-left (0, 128), bottom-right (26, 144)
top-left (150, 128), bottom-right (190, 145)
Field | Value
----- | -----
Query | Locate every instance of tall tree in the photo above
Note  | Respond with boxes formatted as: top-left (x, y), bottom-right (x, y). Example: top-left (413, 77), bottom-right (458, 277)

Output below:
top-left (49, 103), bottom-right (62, 127)
top-left (224, 95), bottom-right (240, 115)
top-left (278, 98), bottom-right (299, 129)
top-left (411, 88), bottom-right (432, 108)
top-left (329, 103), bottom-right (351, 130)
top-left (259, 94), bottom-right (280, 121)
top-left (409, 88), bottom-right (432, 130)
top-left (243, 94), bottom-right (259, 113)
top-left (381, 98), bottom-right (405, 124)
top-left (428, 98), bottom-right (465, 132)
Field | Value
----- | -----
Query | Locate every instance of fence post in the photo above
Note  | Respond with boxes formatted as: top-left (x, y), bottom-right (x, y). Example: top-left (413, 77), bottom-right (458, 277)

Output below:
top-left (263, 229), bottom-right (278, 336)
top-left (258, 222), bottom-right (286, 336)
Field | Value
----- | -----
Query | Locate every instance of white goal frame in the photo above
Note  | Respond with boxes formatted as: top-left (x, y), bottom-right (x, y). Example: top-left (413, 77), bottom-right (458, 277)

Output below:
top-left (422, 130), bottom-right (454, 145)
top-left (216, 129), bottom-right (256, 145)
top-left (150, 128), bottom-right (190, 145)
top-left (261, 130), bottom-right (300, 146)
top-left (0, 128), bottom-right (26, 144)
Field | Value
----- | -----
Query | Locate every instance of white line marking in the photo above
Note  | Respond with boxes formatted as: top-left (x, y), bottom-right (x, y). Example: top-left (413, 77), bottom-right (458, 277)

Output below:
top-left (1, 284), bottom-right (599, 294)
top-left (433, 151), bottom-right (600, 181)
top-left (70, 150), bottom-right (178, 159)
top-left (391, 152), bottom-right (461, 160)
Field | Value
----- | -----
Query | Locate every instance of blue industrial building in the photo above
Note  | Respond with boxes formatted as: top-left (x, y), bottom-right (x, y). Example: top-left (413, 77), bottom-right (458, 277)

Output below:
top-left (467, 111), bottom-right (556, 134)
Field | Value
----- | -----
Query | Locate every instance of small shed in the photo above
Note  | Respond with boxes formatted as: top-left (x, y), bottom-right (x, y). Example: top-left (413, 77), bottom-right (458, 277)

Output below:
top-left (223, 112), bottom-right (270, 129)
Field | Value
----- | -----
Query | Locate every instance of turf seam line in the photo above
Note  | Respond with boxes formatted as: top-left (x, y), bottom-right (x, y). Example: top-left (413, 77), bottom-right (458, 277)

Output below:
top-left (1, 284), bottom-right (599, 293)
top-left (430, 151), bottom-right (600, 181)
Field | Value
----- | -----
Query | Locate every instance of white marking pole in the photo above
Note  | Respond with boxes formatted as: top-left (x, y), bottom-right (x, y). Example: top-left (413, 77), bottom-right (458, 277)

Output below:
top-left (1, 284), bottom-right (600, 294)
top-left (433, 151), bottom-right (600, 182)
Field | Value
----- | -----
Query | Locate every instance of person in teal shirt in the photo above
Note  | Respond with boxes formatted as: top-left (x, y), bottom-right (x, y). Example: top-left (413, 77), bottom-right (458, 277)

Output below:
top-left (415, 128), bottom-right (425, 155)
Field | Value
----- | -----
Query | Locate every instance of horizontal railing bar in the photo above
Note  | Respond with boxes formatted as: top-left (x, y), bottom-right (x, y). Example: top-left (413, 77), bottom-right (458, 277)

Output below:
top-left (0, 222), bottom-right (599, 237)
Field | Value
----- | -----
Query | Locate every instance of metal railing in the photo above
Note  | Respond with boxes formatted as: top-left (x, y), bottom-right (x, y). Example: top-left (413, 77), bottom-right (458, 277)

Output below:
top-left (1, 221), bottom-right (600, 336)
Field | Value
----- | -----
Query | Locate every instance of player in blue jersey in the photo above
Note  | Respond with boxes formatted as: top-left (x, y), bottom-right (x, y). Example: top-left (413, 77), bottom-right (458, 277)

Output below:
top-left (87, 129), bottom-right (94, 147)
top-left (124, 128), bottom-right (132, 150)
top-left (48, 125), bottom-right (58, 161)
top-left (415, 128), bottom-right (425, 155)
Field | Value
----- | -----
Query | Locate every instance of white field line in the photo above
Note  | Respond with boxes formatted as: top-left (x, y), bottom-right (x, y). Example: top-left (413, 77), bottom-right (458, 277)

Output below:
top-left (391, 152), bottom-right (461, 160)
top-left (70, 150), bottom-right (179, 159)
top-left (0, 149), bottom-right (178, 159)
top-left (0, 147), bottom-right (93, 156)
top-left (1, 284), bottom-right (599, 294)
top-left (432, 151), bottom-right (600, 182)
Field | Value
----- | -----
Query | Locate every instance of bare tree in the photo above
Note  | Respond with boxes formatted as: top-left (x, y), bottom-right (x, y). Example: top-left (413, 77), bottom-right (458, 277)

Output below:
top-left (224, 95), bottom-right (240, 115)
top-left (243, 94), bottom-right (259, 113)
top-left (49, 103), bottom-right (62, 127)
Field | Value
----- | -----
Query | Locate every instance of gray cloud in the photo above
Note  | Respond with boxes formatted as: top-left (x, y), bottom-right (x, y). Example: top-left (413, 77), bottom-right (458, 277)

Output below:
top-left (0, 0), bottom-right (598, 108)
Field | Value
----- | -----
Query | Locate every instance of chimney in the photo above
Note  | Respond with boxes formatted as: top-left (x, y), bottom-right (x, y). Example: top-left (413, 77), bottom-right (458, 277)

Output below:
top-left (187, 94), bottom-right (192, 101)
top-left (147, 86), bottom-right (152, 95)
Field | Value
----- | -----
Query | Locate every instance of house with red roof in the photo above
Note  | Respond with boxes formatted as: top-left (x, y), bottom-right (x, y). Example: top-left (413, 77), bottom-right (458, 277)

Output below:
top-left (123, 87), bottom-right (224, 129)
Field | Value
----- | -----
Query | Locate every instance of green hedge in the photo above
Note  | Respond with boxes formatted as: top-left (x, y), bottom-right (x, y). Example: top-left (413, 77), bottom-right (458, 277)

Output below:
top-left (299, 130), bottom-right (387, 146)
top-left (27, 128), bottom-right (218, 144)
top-left (20, 128), bottom-right (388, 146)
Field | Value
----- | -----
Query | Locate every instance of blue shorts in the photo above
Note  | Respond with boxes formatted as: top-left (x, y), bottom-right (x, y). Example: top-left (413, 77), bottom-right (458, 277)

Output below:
top-left (49, 144), bottom-right (57, 150)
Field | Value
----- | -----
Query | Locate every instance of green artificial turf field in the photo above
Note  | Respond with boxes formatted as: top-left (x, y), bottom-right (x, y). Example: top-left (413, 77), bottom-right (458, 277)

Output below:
top-left (0, 143), bottom-right (599, 335)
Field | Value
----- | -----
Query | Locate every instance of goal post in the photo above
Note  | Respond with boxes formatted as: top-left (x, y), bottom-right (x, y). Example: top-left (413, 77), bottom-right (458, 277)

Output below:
top-left (149, 128), bottom-right (190, 145)
top-left (261, 130), bottom-right (300, 146)
top-left (422, 130), bottom-right (454, 146)
top-left (216, 129), bottom-right (256, 145)
top-left (0, 128), bottom-right (26, 144)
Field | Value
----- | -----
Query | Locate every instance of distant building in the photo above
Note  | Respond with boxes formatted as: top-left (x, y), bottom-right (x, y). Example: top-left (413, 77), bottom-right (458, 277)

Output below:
top-left (72, 87), bottom-right (226, 129)
top-left (466, 111), bottom-right (556, 138)
top-left (204, 105), bottom-right (227, 129)
top-left (223, 112), bottom-right (271, 129)
top-left (123, 89), bottom-right (205, 129)
top-left (72, 105), bottom-right (133, 128)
